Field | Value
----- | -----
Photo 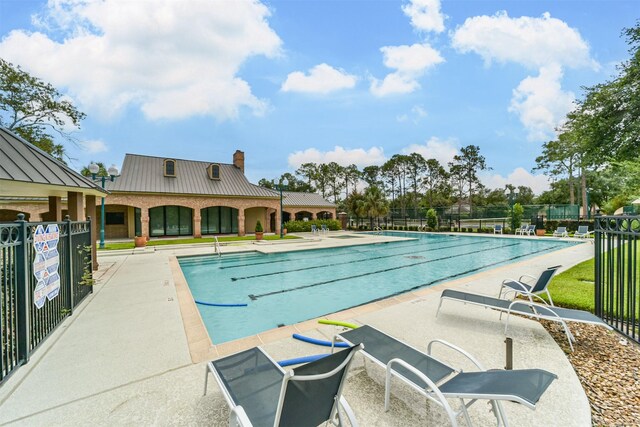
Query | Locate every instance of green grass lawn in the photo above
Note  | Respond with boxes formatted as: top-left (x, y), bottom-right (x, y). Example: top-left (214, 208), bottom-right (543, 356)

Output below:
top-left (546, 241), bottom-right (640, 316)
top-left (99, 234), bottom-right (300, 250)
top-left (546, 257), bottom-right (596, 311)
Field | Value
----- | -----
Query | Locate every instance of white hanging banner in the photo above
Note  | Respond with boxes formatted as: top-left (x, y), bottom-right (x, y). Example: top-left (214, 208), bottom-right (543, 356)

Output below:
top-left (33, 224), bottom-right (60, 309)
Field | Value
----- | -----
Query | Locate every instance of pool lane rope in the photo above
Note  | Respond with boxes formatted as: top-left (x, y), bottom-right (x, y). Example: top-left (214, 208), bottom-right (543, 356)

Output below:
top-left (195, 300), bottom-right (247, 307)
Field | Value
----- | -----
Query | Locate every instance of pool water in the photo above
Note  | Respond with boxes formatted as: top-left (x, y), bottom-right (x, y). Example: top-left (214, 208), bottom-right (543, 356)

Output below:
top-left (179, 232), bottom-right (574, 344)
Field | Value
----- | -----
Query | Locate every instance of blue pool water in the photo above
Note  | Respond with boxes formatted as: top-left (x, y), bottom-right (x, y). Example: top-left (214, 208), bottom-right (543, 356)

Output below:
top-left (179, 232), bottom-right (575, 344)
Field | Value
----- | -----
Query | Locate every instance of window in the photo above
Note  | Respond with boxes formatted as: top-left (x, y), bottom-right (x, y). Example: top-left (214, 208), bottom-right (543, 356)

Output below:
top-left (164, 159), bottom-right (176, 177)
top-left (149, 206), bottom-right (193, 237)
top-left (201, 206), bottom-right (238, 235)
top-left (105, 212), bottom-right (125, 225)
top-left (208, 163), bottom-right (221, 180)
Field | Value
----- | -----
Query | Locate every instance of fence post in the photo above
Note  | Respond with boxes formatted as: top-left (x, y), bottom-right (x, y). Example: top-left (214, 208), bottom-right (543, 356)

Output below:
top-left (66, 215), bottom-right (75, 315)
top-left (594, 216), bottom-right (601, 318)
top-left (14, 213), bottom-right (30, 364)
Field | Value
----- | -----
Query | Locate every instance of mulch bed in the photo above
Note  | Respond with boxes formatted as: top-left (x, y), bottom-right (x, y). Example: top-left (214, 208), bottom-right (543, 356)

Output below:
top-left (541, 320), bottom-right (640, 426)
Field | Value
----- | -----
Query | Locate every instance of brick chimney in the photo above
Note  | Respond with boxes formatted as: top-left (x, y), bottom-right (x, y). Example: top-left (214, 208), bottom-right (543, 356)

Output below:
top-left (233, 150), bottom-right (245, 173)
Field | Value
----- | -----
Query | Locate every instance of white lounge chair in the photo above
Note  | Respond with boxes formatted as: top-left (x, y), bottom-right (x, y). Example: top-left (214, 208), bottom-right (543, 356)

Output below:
top-left (524, 225), bottom-right (536, 235)
top-left (574, 226), bottom-right (593, 238)
top-left (335, 325), bottom-right (557, 426)
top-left (552, 227), bottom-right (569, 237)
top-left (437, 289), bottom-right (613, 351)
top-left (514, 225), bottom-right (528, 235)
top-left (493, 224), bottom-right (503, 234)
top-left (499, 265), bottom-right (561, 305)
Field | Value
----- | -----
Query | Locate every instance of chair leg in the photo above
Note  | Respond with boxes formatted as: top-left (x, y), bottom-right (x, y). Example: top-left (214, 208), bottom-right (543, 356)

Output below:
top-left (203, 365), bottom-right (210, 396)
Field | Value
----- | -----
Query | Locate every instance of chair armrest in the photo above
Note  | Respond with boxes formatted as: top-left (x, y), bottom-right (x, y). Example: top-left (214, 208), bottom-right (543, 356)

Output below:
top-left (230, 406), bottom-right (252, 426)
top-left (502, 279), bottom-right (529, 293)
top-left (426, 339), bottom-right (485, 371)
top-left (518, 274), bottom-right (536, 283)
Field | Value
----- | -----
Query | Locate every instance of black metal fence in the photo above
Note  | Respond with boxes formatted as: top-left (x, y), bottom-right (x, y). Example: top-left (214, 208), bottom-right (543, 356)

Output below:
top-left (1, 215), bottom-right (93, 385)
top-left (595, 215), bottom-right (640, 344)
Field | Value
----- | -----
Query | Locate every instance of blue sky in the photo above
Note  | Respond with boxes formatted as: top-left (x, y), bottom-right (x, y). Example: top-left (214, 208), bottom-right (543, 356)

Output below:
top-left (0, 0), bottom-right (637, 194)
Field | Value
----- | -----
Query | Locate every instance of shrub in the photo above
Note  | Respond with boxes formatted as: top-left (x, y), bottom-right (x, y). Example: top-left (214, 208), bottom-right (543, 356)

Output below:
top-left (255, 220), bottom-right (263, 232)
top-left (283, 219), bottom-right (341, 232)
top-left (426, 209), bottom-right (438, 229)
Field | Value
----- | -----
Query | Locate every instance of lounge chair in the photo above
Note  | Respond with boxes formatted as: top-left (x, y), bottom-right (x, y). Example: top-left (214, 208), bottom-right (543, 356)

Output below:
top-left (524, 225), bottom-right (536, 235)
top-left (311, 224), bottom-right (318, 235)
top-left (499, 265), bottom-right (561, 305)
top-left (552, 227), bottom-right (568, 237)
top-left (514, 225), bottom-right (528, 235)
top-left (335, 325), bottom-right (556, 427)
top-left (321, 224), bottom-right (329, 234)
top-left (574, 226), bottom-right (593, 238)
top-left (493, 224), bottom-right (503, 234)
top-left (437, 289), bottom-right (613, 351)
top-left (204, 344), bottom-right (363, 426)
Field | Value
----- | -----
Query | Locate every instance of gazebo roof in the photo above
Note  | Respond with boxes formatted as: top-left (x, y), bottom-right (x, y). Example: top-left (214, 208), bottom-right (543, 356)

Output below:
top-left (0, 127), bottom-right (106, 197)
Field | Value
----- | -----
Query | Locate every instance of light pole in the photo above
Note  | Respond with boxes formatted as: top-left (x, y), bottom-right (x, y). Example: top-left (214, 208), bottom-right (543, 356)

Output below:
top-left (586, 188), bottom-right (591, 220)
top-left (277, 178), bottom-right (289, 239)
top-left (89, 163), bottom-right (119, 249)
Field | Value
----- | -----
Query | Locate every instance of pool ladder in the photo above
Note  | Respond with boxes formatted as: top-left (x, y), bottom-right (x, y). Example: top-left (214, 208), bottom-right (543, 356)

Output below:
top-left (213, 236), bottom-right (222, 257)
top-left (373, 226), bottom-right (382, 235)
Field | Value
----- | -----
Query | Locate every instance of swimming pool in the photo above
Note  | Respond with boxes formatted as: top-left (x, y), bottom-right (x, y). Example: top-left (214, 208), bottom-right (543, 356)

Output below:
top-left (179, 232), bottom-right (575, 344)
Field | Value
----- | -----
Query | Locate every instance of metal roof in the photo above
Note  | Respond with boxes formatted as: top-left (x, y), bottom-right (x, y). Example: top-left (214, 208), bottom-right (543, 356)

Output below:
top-left (0, 127), bottom-right (106, 195)
top-left (280, 191), bottom-right (336, 208)
top-left (105, 154), bottom-right (278, 198)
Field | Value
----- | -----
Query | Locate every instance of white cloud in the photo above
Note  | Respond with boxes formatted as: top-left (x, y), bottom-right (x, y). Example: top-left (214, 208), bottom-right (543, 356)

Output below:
top-left (402, 0), bottom-right (445, 33)
top-left (81, 139), bottom-right (108, 153)
top-left (288, 146), bottom-right (386, 169)
top-left (397, 105), bottom-right (428, 123)
top-left (451, 11), bottom-right (597, 142)
top-left (281, 63), bottom-right (357, 94)
top-left (509, 65), bottom-right (575, 141)
top-left (451, 11), bottom-right (598, 70)
top-left (401, 136), bottom-right (458, 166)
top-left (0, 0), bottom-right (282, 121)
top-left (370, 43), bottom-right (444, 96)
top-left (481, 167), bottom-right (550, 194)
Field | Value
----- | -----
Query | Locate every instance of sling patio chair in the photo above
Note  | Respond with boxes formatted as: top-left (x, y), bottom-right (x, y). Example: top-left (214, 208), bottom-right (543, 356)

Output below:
top-left (574, 226), bottom-right (594, 238)
top-left (334, 325), bottom-right (557, 427)
top-left (437, 289), bottom-right (613, 352)
top-left (204, 343), bottom-right (363, 427)
top-left (524, 225), bottom-right (536, 235)
top-left (493, 224), bottom-right (503, 234)
top-left (499, 265), bottom-right (561, 305)
top-left (552, 227), bottom-right (569, 238)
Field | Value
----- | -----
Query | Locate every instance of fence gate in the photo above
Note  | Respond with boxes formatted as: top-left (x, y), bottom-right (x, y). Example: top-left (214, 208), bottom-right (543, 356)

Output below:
top-left (595, 215), bottom-right (640, 344)
top-left (0, 215), bottom-right (93, 385)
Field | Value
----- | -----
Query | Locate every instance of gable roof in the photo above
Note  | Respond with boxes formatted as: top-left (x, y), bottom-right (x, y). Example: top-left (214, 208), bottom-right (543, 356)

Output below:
top-left (105, 154), bottom-right (277, 198)
top-left (0, 127), bottom-right (106, 197)
top-left (280, 191), bottom-right (336, 208)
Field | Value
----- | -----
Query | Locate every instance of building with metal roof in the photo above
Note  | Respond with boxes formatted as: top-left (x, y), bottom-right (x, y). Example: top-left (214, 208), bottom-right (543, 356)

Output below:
top-left (88, 151), bottom-right (335, 238)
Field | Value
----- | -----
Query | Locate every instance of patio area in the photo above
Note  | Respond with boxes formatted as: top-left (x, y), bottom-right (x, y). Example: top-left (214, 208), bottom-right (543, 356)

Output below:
top-left (0, 233), bottom-right (597, 426)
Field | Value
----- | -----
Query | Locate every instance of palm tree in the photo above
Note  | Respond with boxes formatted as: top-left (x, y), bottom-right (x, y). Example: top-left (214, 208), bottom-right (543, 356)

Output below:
top-left (358, 186), bottom-right (389, 229)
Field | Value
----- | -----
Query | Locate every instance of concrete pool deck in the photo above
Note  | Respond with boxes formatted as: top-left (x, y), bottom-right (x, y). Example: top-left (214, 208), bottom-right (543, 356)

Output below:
top-left (0, 232), bottom-right (597, 426)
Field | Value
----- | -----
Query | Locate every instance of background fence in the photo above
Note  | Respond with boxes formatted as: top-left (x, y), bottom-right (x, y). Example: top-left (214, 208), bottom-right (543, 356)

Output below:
top-left (1, 215), bottom-right (93, 385)
top-left (595, 215), bottom-right (640, 344)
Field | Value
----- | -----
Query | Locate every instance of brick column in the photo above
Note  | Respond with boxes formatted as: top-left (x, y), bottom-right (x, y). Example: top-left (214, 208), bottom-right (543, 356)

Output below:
top-left (238, 209), bottom-right (245, 236)
top-left (193, 209), bottom-right (202, 238)
top-left (311, 212), bottom-right (317, 220)
top-left (67, 191), bottom-right (84, 220)
top-left (42, 196), bottom-right (63, 221)
top-left (85, 195), bottom-right (98, 270)
top-left (140, 207), bottom-right (149, 238)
